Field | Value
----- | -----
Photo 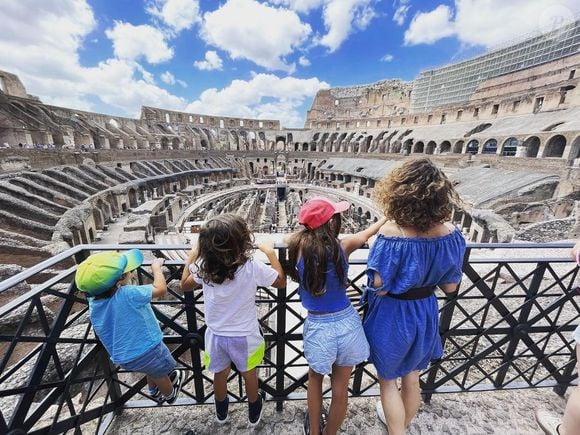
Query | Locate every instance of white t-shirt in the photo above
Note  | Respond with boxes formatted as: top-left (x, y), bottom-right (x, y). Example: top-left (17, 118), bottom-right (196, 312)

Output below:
top-left (190, 259), bottom-right (278, 336)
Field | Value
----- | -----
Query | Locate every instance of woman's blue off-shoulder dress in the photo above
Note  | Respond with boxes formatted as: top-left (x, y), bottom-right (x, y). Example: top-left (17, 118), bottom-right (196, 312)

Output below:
top-left (363, 227), bottom-right (466, 379)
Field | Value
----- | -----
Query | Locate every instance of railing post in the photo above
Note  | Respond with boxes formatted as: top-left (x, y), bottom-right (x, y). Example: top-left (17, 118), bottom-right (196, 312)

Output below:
top-left (275, 246), bottom-right (288, 411)
top-left (184, 290), bottom-right (205, 402)
top-left (97, 343), bottom-right (123, 415)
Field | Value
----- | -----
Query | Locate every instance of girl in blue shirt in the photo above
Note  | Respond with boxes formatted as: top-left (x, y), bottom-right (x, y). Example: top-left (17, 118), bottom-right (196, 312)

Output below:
top-left (287, 197), bottom-right (386, 435)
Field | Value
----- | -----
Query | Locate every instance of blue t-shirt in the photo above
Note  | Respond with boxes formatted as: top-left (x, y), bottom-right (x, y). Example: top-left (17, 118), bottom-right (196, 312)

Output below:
top-left (297, 248), bottom-right (351, 312)
top-left (88, 284), bottom-right (163, 365)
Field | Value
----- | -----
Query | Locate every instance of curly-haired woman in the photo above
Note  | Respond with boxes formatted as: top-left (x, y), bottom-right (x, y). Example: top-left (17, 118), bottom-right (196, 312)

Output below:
top-left (362, 158), bottom-right (466, 434)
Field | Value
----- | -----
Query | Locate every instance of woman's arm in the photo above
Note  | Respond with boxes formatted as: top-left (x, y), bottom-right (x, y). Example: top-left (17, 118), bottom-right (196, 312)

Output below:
top-left (340, 216), bottom-right (388, 258)
top-left (180, 245), bottom-right (201, 292)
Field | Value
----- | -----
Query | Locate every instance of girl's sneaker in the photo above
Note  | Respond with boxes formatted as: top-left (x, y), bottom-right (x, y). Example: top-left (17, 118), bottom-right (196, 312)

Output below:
top-left (302, 408), bottom-right (328, 435)
top-left (248, 391), bottom-right (265, 426)
top-left (215, 396), bottom-right (229, 423)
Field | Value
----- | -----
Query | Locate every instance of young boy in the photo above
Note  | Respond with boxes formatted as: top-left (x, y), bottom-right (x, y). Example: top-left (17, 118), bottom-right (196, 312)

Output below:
top-left (75, 249), bottom-right (183, 403)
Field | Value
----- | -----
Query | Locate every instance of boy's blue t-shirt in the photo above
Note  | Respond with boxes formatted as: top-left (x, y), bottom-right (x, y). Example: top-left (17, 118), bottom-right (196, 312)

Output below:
top-left (88, 284), bottom-right (162, 365)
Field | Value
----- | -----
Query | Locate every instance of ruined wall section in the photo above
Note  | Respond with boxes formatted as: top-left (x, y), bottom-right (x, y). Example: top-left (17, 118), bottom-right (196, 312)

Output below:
top-left (305, 80), bottom-right (412, 128)
top-left (0, 71), bottom-right (32, 99)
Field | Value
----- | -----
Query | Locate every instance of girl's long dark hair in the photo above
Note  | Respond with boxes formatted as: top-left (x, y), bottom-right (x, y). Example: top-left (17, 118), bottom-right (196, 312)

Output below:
top-left (195, 213), bottom-right (254, 284)
top-left (288, 214), bottom-right (346, 296)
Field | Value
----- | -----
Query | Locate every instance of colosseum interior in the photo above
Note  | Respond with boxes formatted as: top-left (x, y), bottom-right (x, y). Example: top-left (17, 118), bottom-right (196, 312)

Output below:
top-left (1, 20), bottom-right (579, 280)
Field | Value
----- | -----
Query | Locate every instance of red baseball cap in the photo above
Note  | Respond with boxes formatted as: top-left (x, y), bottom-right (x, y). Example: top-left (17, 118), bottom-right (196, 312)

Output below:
top-left (298, 196), bottom-right (350, 230)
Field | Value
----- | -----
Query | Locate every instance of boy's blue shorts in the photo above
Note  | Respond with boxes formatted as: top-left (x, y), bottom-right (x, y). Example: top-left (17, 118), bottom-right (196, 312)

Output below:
top-left (303, 304), bottom-right (370, 375)
top-left (121, 341), bottom-right (176, 378)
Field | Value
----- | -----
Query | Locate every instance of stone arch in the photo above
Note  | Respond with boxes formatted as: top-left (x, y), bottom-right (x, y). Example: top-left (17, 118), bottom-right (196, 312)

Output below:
top-left (413, 141), bottom-right (424, 153)
top-left (403, 139), bottom-right (413, 154)
top-left (440, 140), bottom-right (451, 153)
top-left (452, 140), bottom-right (464, 153)
top-left (127, 188), bottom-right (138, 209)
top-left (569, 135), bottom-right (580, 161)
top-left (161, 137), bottom-right (170, 150)
top-left (390, 140), bottom-right (402, 154)
top-left (258, 132), bottom-right (267, 149)
top-left (482, 138), bottom-right (498, 154)
top-left (171, 137), bottom-right (181, 149)
top-left (92, 207), bottom-right (104, 230)
top-left (523, 136), bottom-right (540, 158)
top-left (335, 133), bottom-right (347, 152)
top-left (229, 130), bottom-right (240, 150)
top-left (466, 139), bottom-right (479, 154)
top-left (543, 134), bottom-right (566, 158)
top-left (425, 141), bottom-right (436, 155)
top-left (500, 137), bottom-right (518, 156)
top-left (275, 135), bottom-right (286, 151)
top-left (363, 135), bottom-right (373, 153)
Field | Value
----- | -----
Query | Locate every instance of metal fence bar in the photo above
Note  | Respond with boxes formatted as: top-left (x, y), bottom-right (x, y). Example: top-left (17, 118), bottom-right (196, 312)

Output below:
top-left (0, 243), bottom-right (577, 434)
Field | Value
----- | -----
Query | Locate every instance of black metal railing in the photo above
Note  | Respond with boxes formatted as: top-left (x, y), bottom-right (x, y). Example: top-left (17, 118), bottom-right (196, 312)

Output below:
top-left (0, 243), bottom-right (578, 434)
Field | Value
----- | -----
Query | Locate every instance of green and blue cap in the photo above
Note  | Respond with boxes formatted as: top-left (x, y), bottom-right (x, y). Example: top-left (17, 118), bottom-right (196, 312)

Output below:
top-left (75, 249), bottom-right (144, 296)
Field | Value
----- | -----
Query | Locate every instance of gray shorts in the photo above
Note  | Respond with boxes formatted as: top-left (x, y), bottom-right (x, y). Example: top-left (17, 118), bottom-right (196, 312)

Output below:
top-left (303, 304), bottom-right (370, 375)
top-left (203, 328), bottom-right (265, 373)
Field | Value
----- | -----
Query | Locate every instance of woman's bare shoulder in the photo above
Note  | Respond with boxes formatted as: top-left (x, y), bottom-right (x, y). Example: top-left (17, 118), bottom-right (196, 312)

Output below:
top-left (378, 221), bottom-right (402, 237)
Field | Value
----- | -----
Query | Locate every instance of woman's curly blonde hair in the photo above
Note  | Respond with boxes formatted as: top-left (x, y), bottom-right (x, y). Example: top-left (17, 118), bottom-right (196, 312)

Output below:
top-left (373, 158), bottom-right (462, 233)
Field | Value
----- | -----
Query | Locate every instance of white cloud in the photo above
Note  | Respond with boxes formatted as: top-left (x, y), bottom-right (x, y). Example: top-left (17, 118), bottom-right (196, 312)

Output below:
top-left (193, 50), bottom-right (224, 71)
top-left (161, 71), bottom-right (188, 87)
top-left (298, 56), bottom-right (311, 66)
top-left (161, 71), bottom-right (176, 84)
top-left (0, 0), bottom-right (186, 116)
top-left (404, 0), bottom-right (579, 48)
top-left (318, 0), bottom-right (377, 52)
top-left (105, 21), bottom-right (174, 64)
top-left (393, 0), bottom-right (411, 25)
top-left (404, 4), bottom-right (454, 45)
top-left (268, 0), bottom-right (324, 13)
top-left (185, 73), bottom-right (329, 127)
top-left (380, 53), bottom-right (394, 62)
top-left (200, 0), bottom-right (311, 72)
top-left (147, 0), bottom-right (201, 33)
top-left (83, 59), bottom-right (185, 115)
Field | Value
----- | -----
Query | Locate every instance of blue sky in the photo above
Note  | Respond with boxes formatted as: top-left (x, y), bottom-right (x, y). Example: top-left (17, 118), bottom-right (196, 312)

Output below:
top-left (0, 0), bottom-right (577, 127)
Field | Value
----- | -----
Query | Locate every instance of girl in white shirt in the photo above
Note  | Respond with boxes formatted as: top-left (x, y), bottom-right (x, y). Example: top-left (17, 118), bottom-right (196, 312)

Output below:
top-left (181, 214), bottom-right (285, 426)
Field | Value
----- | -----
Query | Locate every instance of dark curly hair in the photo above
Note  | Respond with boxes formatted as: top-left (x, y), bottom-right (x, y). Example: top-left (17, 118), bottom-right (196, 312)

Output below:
top-left (287, 214), bottom-right (346, 296)
top-left (195, 214), bottom-right (254, 284)
top-left (373, 158), bottom-right (462, 233)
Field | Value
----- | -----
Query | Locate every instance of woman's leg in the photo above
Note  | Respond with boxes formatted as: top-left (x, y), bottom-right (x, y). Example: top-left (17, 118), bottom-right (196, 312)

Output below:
top-left (379, 377), bottom-right (405, 435)
top-left (560, 345), bottom-right (580, 435)
top-left (214, 367), bottom-right (231, 401)
top-left (240, 368), bottom-right (258, 402)
top-left (400, 371), bottom-right (421, 427)
top-left (308, 369), bottom-right (324, 435)
top-left (324, 365), bottom-right (353, 435)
